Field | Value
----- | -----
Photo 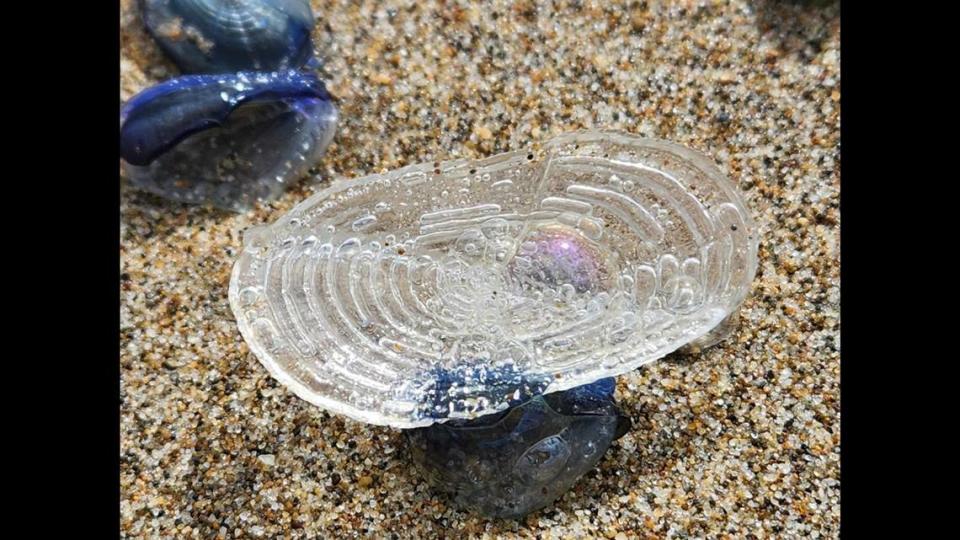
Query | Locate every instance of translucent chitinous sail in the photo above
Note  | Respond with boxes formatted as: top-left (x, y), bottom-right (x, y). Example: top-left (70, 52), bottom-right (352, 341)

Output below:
top-left (228, 131), bottom-right (759, 428)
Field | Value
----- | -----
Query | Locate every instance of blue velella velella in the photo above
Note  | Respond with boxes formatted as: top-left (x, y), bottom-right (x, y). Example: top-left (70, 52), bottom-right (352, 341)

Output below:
top-left (406, 377), bottom-right (630, 518)
top-left (120, 70), bottom-right (337, 211)
top-left (140, 0), bottom-right (315, 74)
top-left (227, 131), bottom-right (759, 516)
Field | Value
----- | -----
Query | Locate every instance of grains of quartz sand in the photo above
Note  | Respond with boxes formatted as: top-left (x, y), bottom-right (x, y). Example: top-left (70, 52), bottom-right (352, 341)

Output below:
top-left (120, 0), bottom-right (839, 538)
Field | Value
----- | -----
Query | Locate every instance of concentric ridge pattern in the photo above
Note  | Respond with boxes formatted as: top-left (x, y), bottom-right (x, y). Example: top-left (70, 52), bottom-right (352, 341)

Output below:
top-left (228, 131), bottom-right (758, 427)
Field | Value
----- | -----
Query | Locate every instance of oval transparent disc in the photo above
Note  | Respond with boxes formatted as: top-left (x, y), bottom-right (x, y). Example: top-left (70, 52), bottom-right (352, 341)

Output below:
top-left (229, 131), bottom-right (758, 427)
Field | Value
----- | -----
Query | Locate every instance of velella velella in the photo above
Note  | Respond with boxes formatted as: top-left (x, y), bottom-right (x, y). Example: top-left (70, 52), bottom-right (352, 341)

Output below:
top-left (140, 0), bottom-right (315, 74)
top-left (406, 377), bottom-right (630, 518)
top-left (119, 70), bottom-right (338, 211)
top-left (228, 131), bottom-right (757, 515)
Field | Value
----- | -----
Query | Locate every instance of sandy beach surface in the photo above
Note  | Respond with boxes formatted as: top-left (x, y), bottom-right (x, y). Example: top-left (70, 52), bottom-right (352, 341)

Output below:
top-left (120, 1), bottom-right (840, 537)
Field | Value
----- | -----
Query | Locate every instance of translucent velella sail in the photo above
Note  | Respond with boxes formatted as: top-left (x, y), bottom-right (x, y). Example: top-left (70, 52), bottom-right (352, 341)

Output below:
top-left (228, 131), bottom-right (758, 428)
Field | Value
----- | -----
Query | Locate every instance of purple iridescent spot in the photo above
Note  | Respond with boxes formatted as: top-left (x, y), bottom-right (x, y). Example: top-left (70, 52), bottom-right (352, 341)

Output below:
top-left (508, 226), bottom-right (609, 294)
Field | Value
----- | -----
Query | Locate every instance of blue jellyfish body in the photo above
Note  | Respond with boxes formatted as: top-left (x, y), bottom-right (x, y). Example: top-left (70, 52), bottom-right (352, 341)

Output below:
top-left (406, 378), bottom-right (631, 518)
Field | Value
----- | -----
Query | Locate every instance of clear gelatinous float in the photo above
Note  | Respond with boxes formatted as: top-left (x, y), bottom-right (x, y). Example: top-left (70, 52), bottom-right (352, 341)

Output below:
top-left (228, 131), bottom-right (758, 429)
